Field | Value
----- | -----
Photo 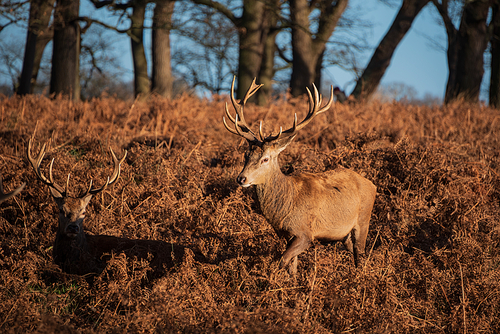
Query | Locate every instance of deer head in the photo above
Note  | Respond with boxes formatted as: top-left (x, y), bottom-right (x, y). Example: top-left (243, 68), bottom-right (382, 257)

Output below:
top-left (27, 137), bottom-right (127, 241)
top-left (223, 76), bottom-right (333, 187)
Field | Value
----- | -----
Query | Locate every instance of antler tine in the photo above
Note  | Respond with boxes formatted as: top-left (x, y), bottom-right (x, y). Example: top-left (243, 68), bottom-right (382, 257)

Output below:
top-left (107, 148), bottom-right (127, 186)
top-left (224, 76), bottom-right (264, 143)
top-left (82, 177), bottom-right (110, 197)
top-left (241, 77), bottom-right (264, 105)
top-left (224, 105), bottom-right (259, 142)
top-left (83, 148), bottom-right (127, 197)
top-left (259, 120), bottom-right (283, 142)
top-left (279, 84), bottom-right (334, 139)
top-left (230, 76), bottom-right (263, 124)
top-left (223, 114), bottom-right (238, 136)
top-left (0, 175), bottom-right (25, 203)
top-left (259, 121), bottom-right (265, 142)
top-left (27, 136), bottom-right (66, 195)
top-left (229, 76), bottom-right (247, 124)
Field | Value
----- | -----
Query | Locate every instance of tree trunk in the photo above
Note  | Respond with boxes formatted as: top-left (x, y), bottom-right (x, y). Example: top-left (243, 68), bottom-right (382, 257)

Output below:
top-left (236, 0), bottom-right (267, 101)
top-left (442, 0), bottom-right (491, 103)
top-left (50, 0), bottom-right (80, 101)
top-left (490, 1), bottom-right (500, 108)
top-left (447, 0), bottom-right (490, 103)
top-left (152, 0), bottom-right (175, 98)
top-left (314, 49), bottom-right (324, 91)
top-left (351, 0), bottom-right (430, 100)
top-left (257, 1), bottom-right (280, 105)
top-left (191, 0), bottom-right (279, 104)
top-left (130, 0), bottom-right (150, 98)
top-left (289, 0), bottom-right (348, 97)
top-left (18, 0), bottom-right (54, 95)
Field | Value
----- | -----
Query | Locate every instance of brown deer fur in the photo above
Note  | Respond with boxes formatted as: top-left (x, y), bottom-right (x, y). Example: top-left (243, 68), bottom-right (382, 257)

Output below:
top-left (224, 77), bottom-right (377, 274)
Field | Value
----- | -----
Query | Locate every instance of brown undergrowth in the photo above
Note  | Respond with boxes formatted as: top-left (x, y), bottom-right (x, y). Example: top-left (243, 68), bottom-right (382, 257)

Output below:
top-left (0, 93), bottom-right (499, 333)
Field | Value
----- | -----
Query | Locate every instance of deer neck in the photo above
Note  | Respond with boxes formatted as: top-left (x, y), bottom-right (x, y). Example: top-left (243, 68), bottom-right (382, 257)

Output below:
top-left (53, 226), bottom-right (90, 265)
top-left (255, 166), bottom-right (295, 229)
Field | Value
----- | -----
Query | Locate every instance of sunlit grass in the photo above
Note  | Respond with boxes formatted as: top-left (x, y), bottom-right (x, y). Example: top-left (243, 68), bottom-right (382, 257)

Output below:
top-left (0, 94), bottom-right (498, 332)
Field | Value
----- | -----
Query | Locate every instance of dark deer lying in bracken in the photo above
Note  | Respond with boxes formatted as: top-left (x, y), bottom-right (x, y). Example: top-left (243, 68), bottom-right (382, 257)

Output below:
top-left (223, 77), bottom-right (377, 274)
top-left (27, 137), bottom-right (189, 276)
top-left (0, 175), bottom-right (25, 204)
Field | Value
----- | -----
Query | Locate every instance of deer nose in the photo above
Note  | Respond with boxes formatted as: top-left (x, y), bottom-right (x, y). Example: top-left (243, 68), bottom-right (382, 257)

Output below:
top-left (65, 224), bottom-right (80, 235)
top-left (237, 175), bottom-right (247, 185)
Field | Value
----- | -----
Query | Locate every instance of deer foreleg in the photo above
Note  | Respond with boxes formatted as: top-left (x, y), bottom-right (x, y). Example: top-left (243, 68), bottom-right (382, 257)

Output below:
top-left (280, 235), bottom-right (311, 273)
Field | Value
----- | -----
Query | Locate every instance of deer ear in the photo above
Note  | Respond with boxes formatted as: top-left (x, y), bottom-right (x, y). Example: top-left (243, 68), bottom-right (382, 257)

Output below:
top-left (49, 186), bottom-right (65, 209)
top-left (49, 186), bottom-right (63, 199)
top-left (80, 194), bottom-right (93, 208)
top-left (275, 134), bottom-right (297, 154)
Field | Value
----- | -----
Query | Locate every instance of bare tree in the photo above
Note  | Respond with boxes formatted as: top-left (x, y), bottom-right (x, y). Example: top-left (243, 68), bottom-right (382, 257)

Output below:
top-left (351, 0), bottom-right (430, 100)
top-left (172, 2), bottom-right (238, 94)
top-left (90, 0), bottom-right (152, 98)
top-left (191, 0), bottom-right (280, 102)
top-left (288, 0), bottom-right (348, 96)
top-left (79, 23), bottom-right (131, 100)
top-left (256, 0), bottom-right (280, 105)
top-left (18, 0), bottom-right (54, 95)
top-left (489, 0), bottom-right (500, 108)
top-left (130, 0), bottom-right (150, 97)
top-left (50, 0), bottom-right (80, 101)
top-left (432, 0), bottom-right (495, 104)
top-left (0, 39), bottom-right (24, 92)
top-left (152, 0), bottom-right (175, 98)
top-left (0, 1), bottom-right (28, 34)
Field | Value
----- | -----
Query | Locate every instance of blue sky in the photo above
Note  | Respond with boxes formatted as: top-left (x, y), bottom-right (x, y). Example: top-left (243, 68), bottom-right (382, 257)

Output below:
top-left (87, 0), bottom-right (452, 100)
top-left (0, 1), bottom-right (454, 100)
top-left (327, 0), bottom-right (448, 100)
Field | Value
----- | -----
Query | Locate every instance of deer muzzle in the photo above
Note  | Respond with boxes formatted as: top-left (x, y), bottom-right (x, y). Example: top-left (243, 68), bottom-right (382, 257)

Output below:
top-left (237, 174), bottom-right (252, 187)
top-left (65, 224), bottom-right (80, 238)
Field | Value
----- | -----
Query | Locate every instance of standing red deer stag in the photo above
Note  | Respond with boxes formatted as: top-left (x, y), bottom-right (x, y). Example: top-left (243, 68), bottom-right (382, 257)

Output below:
top-left (223, 77), bottom-right (377, 274)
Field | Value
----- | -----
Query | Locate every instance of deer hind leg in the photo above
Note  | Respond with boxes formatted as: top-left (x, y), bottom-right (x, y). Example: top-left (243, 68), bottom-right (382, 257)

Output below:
top-left (343, 231), bottom-right (354, 253)
top-left (350, 219), bottom-right (370, 267)
top-left (289, 256), bottom-right (298, 276)
top-left (353, 200), bottom-right (373, 267)
top-left (344, 229), bottom-right (363, 266)
top-left (280, 235), bottom-right (311, 274)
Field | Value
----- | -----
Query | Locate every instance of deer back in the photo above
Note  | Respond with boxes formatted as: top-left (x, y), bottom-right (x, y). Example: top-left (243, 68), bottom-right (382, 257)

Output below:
top-left (257, 167), bottom-right (376, 240)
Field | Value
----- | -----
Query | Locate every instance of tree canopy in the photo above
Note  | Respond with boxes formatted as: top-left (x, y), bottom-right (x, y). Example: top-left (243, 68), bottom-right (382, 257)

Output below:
top-left (0, 0), bottom-right (499, 106)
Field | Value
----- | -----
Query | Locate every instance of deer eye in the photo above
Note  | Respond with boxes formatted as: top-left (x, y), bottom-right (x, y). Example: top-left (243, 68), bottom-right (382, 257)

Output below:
top-left (261, 157), bottom-right (269, 164)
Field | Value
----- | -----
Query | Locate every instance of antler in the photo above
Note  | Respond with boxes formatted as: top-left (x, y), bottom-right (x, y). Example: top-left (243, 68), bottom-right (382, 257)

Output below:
top-left (223, 76), bottom-right (263, 143)
top-left (278, 84), bottom-right (334, 140)
top-left (80, 148), bottom-right (127, 197)
top-left (27, 135), bottom-right (127, 198)
top-left (0, 175), bottom-right (25, 203)
top-left (27, 137), bottom-right (68, 195)
top-left (223, 78), bottom-right (334, 145)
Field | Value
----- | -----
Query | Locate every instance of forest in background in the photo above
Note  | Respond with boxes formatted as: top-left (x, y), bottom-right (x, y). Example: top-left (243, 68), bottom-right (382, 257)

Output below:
top-left (0, 93), bottom-right (499, 332)
top-left (2, 0), bottom-right (500, 106)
